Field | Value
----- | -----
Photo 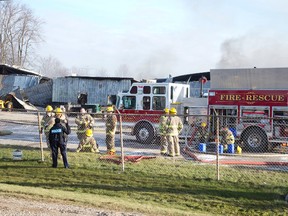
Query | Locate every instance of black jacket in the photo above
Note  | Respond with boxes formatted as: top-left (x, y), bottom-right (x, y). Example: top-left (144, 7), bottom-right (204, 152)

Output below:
top-left (49, 122), bottom-right (71, 145)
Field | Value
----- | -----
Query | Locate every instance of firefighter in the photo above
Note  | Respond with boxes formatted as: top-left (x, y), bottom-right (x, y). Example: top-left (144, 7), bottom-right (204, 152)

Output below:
top-left (75, 108), bottom-right (94, 144)
top-left (194, 122), bottom-right (209, 144)
top-left (105, 106), bottom-right (117, 155)
top-left (4, 99), bottom-right (13, 112)
top-left (40, 105), bottom-right (55, 149)
top-left (60, 105), bottom-right (69, 123)
top-left (54, 107), bottom-right (70, 150)
top-left (49, 118), bottom-right (71, 168)
top-left (166, 107), bottom-right (183, 157)
top-left (159, 108), bottom-right (169, 155)
top-left (220, 126), bottom-right (235, 151)
top-left (76, 129), bottom-right (99, 153)
top-left (54, 107), bottom-right (68, 125)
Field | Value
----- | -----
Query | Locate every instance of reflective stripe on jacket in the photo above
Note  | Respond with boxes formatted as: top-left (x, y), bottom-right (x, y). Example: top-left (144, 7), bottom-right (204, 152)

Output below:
top-left (159, 115), bottom-right (168, 135)
top-left (166, 116), bottom-right (183, 136)
top-left (75, 114), bottom-right (94, 132)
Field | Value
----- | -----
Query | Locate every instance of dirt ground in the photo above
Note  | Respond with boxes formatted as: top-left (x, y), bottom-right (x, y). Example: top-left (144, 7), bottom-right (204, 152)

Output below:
top-left (0, 194), bottom-right (142, 216)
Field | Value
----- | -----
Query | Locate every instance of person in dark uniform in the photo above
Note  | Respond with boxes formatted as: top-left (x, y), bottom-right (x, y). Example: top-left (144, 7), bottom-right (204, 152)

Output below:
top-left (49, 118), bottom-right (71, 168)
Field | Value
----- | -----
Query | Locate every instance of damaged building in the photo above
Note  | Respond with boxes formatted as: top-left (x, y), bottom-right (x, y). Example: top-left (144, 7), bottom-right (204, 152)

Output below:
top-left (52, 76), bottom-right (135, 110)
top-left (0, 64), bottom-right (51, 110)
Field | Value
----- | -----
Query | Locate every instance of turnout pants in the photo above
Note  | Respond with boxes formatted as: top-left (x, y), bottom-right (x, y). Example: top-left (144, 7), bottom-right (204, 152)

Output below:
top-left (167, 135), bottom-right (180, 157)
top-left (106, 134), bottom-right (115, 151)
top-left (160, 135), bottom-right (168, 154)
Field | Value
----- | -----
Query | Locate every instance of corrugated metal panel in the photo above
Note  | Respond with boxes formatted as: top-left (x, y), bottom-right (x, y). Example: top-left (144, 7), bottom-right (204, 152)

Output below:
top-left (210, 68), bottom-right (288, 90)
top-left (0, 74), bottom-right (40, 97)
top-left (52, 77), bottom-right (131, 106)
top-left (21, 80), bottom-right (53, 107)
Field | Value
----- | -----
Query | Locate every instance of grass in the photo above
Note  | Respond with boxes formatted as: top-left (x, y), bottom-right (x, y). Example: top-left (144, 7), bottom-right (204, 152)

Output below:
top-left (0, 145), bottom-right (288, 216)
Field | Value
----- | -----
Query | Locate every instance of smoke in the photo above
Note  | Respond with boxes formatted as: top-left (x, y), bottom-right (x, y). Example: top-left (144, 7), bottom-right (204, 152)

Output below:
top-left (217, 34), bottom-right (288, 69)
top-left (113, 47), bottom-right (177, 80)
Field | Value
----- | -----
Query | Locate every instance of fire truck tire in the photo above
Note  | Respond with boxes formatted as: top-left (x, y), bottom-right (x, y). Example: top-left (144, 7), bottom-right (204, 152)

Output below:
top-left (242, 128), bottom-right (268, 152)
top-left (135, 123), bottom-right (155, 144)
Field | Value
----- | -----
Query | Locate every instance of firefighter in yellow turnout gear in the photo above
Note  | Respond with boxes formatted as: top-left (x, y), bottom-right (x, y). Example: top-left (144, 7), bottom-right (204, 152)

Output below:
top-left (220, 126), bottom-right (235, 151)
top-left (40, 105), bottom-right (55, 149)
top-left (54, 107), bottom-right (68, 124)
top-left (159, 108), bottom-right (169, 155)
top-left (166, 107), bottom-right (183, 157)
top-left (105, 106), bottom-right (117, 155)
top-left (194, 122), bottom-right (209, 144)
top-left (76, 129), bottom-right (99, 153)
top-left (75, 108), bottom-right (94, 144)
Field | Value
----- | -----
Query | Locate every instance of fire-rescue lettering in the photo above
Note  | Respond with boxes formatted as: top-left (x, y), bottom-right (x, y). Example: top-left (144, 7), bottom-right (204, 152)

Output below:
top-left (220, 94), bottom-right (241, 101)
top-left (219, 94), bottom-right (285, 102)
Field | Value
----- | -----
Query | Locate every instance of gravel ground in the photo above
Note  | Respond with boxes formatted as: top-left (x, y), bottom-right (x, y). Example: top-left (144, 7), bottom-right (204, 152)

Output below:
top-left (0, 195), bottom-right (143, 216)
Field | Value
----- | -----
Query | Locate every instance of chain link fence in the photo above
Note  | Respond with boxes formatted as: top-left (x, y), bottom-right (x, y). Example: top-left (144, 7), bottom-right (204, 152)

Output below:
top-left (0, 108), bottom-right (288, 182)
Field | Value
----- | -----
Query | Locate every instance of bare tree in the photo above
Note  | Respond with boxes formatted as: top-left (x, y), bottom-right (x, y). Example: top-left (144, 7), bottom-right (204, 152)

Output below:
top-left (0, 0), bottom-right (43, 67)
top-left (37, 55), bottom-right (69, 78)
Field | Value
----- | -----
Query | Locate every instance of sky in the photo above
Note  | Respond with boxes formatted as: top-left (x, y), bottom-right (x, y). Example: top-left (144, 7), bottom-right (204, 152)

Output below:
top-left (21, 0), bottom-right (288, 79)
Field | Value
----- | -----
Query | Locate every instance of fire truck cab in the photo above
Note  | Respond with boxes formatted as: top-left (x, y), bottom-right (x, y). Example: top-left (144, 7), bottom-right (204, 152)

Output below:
top-left (116, 81), bottom-right (190, 143)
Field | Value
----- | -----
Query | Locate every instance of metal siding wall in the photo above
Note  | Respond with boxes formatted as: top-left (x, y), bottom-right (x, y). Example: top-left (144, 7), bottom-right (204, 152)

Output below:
top-left (21, 80), bottom-right (53, 106)
top-left (52, 77), bottom-right (131, 106)
top-left (211, 68), bottom-right (288, 90)
top-left (0, 75), bottom-right (39, 97)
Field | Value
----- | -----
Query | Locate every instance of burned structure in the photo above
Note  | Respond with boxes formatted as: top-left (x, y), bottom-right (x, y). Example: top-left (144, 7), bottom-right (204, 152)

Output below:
top-left (0, 64), bottom-right (51, 109)
top-left (52, 76), bottom-right (135, 109)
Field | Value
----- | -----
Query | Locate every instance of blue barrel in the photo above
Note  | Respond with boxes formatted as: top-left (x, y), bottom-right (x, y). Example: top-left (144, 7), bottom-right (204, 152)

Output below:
top-left (199, 143), bottom-right (206, 152)
top-left (218, 145), bottom-right (224, 154)
top-left (228, 144), bottom-right (235, 154)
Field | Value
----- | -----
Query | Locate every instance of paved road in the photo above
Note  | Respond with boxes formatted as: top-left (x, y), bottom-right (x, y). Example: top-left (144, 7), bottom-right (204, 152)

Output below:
top-left (0, 119), bottom-right (159, 156)
top-left (1, 112), bottom-right (288, 171)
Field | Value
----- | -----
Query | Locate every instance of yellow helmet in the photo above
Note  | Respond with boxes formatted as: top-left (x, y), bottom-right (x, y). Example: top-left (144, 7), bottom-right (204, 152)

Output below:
top-left (169, 107), bottom-right (177, 114)
top-left (54, 107), bottom-right (62, 114)
top-left (85, 129), bottom-right (93, 137)
top-left (201, 122), bottom-right (207, 127)
top-left (107, 106), bottom-right (113, 112)
top-left (46, 105), bottom-right (53, 112)
top-left (164, 108), bottom-right (169, 113)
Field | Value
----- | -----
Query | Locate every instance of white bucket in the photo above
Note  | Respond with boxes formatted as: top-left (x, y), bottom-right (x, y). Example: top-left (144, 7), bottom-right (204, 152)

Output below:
top-left (13, 150), bottom-right (23, 160)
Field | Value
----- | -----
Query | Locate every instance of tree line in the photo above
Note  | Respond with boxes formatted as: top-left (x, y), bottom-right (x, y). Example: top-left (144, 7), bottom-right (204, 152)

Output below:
top-left (0, 0), bottom-right (131, 78)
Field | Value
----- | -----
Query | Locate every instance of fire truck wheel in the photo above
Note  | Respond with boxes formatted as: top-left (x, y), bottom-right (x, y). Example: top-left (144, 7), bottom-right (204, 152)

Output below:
top-left (243, 128), bottom-right (268, 152)
top-left (135, 123), bottom-right (155, 144)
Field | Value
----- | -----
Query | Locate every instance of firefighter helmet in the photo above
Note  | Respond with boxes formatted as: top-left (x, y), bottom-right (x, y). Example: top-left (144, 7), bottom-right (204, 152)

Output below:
top-left (107, 106), bottom-right (113, 112)
top-left (164, 108), bottom-right (169, 113)
top-left (169, 107), bottom-right (177, 114)
top-left (201, 122), bottom-right (207, 127)
top-left (46, 105), bottom-right (53, 112)
top-left (85, 129), bottom-right (93, 137)
top-left (54, 107), bottom-right (62, 114)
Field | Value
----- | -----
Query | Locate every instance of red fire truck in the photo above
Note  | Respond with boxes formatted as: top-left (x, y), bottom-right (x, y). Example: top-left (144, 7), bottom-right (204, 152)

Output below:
top-left (208, 90), bottom-right (288, 152)
top-left (116, 81), bottom-right (190, 143)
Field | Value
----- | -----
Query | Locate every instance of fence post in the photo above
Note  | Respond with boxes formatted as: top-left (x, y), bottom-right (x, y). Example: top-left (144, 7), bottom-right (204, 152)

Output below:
top-left (119, 114), bottom-right (125, 172)
top-left (37, 111), bottom-right (44, 162)
top-left (213, 109), bottom-right (220, 180)
top-left (114, 108), bottom-right (125, 172)
top-left (216, 113), bottom-right (220, 181)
